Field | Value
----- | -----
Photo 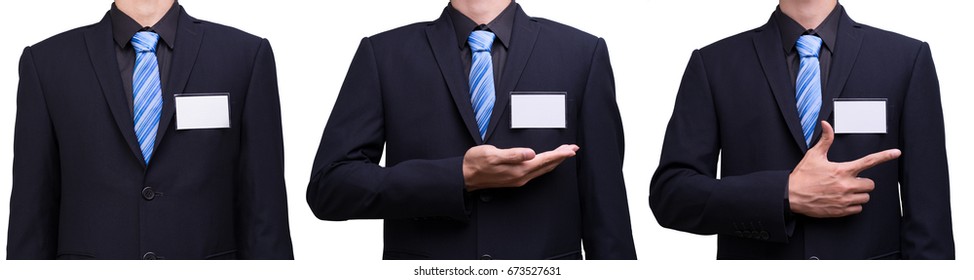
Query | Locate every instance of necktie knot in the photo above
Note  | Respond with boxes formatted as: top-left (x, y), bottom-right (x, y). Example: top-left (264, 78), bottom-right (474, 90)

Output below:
top-left (132, 31), bottom-right (160, 53)
top-left (796, 35), bottom-right (823, 58)
top-left (468, 30), bottom-right (495, 53)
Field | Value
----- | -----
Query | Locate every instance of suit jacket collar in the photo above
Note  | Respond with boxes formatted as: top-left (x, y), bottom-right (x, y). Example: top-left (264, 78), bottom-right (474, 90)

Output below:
top-left (155, 5), bottom-right (204, 151)
top-left (87, 12), bottom-right (146, 166)
top-left (485, 4), bottom-right (538, 142)
top-left (426, 4), bottom-right (539, 144)
top-left (86, 5), bottom-right (204, 168)
top-left (753, 15), bottom-right (808, 152)
top-left (427, 8), bottom-right (483, 143)
top-left (753, 6), bottom-right (862, 152)
top-left (818, 8), bottom-right (863, 133)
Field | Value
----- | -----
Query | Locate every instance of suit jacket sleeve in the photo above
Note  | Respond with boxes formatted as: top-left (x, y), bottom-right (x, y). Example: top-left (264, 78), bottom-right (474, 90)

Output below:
top-left (306, 38), bottom-right (468, 221)
top-left (577, 39), bottom-right (636, 259)
top-left (649, 50), bottom-right (791, 243)
top-left (235, 39), bottom-right (294, 259)
top-left (8, 47), bottom-right (61, 259)
top-left (898, 42), bottom-right (954, 259)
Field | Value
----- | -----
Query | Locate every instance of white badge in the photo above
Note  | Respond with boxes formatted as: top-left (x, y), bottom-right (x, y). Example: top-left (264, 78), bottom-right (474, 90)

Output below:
top-left (833, 98), bottom-right (887, 134)
top-left (510, 92), bottom-right (567, 129)
top-left (175, 93), bottom-right (231, 130)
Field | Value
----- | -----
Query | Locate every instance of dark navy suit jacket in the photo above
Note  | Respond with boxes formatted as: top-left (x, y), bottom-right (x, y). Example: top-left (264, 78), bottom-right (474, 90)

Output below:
top-left (8, 6), bottom-right (293, 259)
top-left (307, 5), bottom-right (636, 260)
top-left (650, 7), bottom-right (954, 259)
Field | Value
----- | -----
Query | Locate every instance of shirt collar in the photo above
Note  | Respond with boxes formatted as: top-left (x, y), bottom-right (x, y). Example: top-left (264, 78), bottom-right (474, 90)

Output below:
top-left (775, 3), bottom-right (840, 54)
top-left (111, 1), bottom-right (179, 50)
top-left (448, 1), bottom-right (516, 50)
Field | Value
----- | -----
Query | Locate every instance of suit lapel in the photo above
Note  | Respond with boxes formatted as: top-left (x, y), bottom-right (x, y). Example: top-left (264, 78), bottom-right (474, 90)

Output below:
top-left (753, 18), bottom-right (809, 152)
top-left (816, 11), bottom-right (863, 141)
top-left (155, 7), bottom-right (204, 148)
top-left (427, 9), bottom-right (484, 144)
top-left (483, 5), bottom-right (539, 142)
top-left (85, 13), bottom-right (146, 166)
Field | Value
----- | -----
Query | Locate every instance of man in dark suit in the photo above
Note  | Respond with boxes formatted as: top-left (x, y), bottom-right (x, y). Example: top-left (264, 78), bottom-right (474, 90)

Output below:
top-left (307, 0), bottom-right (636, 259)
top-left (650, 0), bottom-right (954, 259)
top-left (8, 0), bottom-right (293, 259)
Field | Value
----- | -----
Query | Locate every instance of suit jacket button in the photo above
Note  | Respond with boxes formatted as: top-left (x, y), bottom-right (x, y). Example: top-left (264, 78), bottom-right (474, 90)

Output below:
top-left (808, 256), bottom-right (819, 260)
top-left (143, 252), bottom-right (157, 260)
top-left (480, 254), bottom-right (493, 260)
top-left (480, 194), bottom-right (492, 203)
top-left (141, 187), bottom-right (156, 201)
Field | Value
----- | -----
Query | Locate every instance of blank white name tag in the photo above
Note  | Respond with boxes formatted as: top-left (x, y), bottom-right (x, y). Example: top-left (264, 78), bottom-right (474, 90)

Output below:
top-left (833, 98), bottom-right (886, 134)
top-left (510, 92), bottom-right (567, 129)
top-left (175, 93), bottom-right (231, 130)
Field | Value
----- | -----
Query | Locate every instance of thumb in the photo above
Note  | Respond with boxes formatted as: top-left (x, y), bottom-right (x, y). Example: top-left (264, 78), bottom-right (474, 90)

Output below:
top-left (809, 120), bottom-right (834, 156)
top-left (497, 147), bottom-right (537, 164)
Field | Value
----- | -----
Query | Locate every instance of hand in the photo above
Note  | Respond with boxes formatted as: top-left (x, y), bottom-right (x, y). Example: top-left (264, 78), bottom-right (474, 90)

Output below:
top-left (462, 144), bottom-right (579, 192)
top-left (788, 121), bottom-right (901, 218)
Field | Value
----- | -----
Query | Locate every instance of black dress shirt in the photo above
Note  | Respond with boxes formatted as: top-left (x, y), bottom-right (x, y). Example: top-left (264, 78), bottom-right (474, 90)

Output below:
top-left (775, 4), bottom-right (841, 234)
top-left (775, 4), bottom-right (840, 90)
top-left (110, 2), bottom-right (179, 114)
top-left (448, 1), bottom-right (515, 87)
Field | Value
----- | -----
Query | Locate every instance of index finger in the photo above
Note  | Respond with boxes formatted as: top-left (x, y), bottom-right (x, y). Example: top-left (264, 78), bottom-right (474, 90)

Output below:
top-left (842, 149), bottom-right (902, 176)
top-left (537, 145), bottom-right (578, 159)
top-left (522, 148), bottom-right (577, 177)
top-left (552, 144), bottom-right (580, 153)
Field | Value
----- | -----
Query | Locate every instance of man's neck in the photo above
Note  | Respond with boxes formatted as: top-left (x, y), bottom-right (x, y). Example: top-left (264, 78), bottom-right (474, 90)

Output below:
top-left (115, 0), bottom-right (175, 27)
top-left (779, 0), bottom-right (837, 30)
top-left (451, 0), bottom-right (510, 25)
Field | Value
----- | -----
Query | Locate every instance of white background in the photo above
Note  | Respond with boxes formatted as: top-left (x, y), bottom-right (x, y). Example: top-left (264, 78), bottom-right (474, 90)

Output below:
top-left (0, 0), bottom-right (970, 279)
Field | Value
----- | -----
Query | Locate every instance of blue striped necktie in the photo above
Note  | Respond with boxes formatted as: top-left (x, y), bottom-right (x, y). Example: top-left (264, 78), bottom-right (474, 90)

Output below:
top-left (132, 31), bottom-right (163, 164)
top-left (796, 35), bottom-right (823, 147)
top-left (468, 30), bottom-right (496, 140)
